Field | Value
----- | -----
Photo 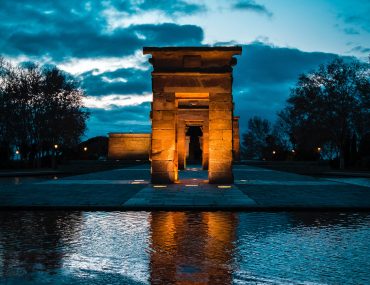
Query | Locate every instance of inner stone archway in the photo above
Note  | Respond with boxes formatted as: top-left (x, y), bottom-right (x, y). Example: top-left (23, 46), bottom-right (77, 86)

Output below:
top-left (144, 46), bottom-right (241, 184)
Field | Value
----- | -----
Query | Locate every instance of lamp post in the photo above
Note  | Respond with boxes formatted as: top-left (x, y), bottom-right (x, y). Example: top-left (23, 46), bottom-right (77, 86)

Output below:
top-left (83, 146), bottom-right (88, 160)
top-left (15, 150), bottom-right (20, 160)
top-left (52, 144), bottom-right (58, 169)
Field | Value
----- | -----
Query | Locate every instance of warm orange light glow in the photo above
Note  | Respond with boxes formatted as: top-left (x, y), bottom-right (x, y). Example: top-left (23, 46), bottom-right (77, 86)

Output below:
top-left (218, 185), bottom-right (231, 189)
top-left (54, 144), bottom-right (58, 149)
top-left (175, 92), bottom-right (209, 99)
top-left (203, 212), bottom-right (236, 241)
top-left (317, 147), bottom-right (321, 152)
top-left (83, 147), bottom-right (88, 151)
top-left (149, 212), bottom-right (236, 284)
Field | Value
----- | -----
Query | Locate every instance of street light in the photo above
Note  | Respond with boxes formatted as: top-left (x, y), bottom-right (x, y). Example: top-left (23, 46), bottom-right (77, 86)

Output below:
top-left (83, 147), bottom-right (88, 152)
top-left (272, 150), bottom-right (276, 155)
top-left (317, 147), bottom-right (321, 152)
top-left (292, 149), bottom-right (295, 153)
top-left (15, 150), bottom-right (19, 155)
top-left (52, 144), bottom-right (58, 169)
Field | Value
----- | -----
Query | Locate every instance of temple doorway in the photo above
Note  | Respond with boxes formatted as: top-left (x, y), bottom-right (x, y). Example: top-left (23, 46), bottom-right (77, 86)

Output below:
top-left (186, 126), bottom-right (203, 166)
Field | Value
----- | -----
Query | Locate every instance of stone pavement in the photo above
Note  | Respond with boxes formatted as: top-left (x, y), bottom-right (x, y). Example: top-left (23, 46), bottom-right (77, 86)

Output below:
top-left (0, 164), bottom-right (369, 210)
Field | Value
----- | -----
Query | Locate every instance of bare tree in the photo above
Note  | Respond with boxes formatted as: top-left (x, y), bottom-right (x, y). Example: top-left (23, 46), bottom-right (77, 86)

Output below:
top-left (242, 116), bottom-right (271, 159)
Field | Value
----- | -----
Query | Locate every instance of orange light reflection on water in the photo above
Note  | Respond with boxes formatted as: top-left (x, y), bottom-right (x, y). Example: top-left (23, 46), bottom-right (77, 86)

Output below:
top-left (149, 212), bottom-right (237, 284)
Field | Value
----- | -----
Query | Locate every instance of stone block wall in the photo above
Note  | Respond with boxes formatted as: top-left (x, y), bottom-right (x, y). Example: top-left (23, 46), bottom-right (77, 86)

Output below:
top-left (144, 46), bottom-right (242, 184)
top-left (108, 133), bottom-right (151, 160)
top-left (151, 92), bottom-right (178, 183)
top-left (208, 92), bottom-right (234, 183)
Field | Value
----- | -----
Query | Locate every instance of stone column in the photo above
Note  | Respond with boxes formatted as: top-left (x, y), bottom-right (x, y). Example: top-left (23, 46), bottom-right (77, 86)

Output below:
top-left (208, 92), bottom-right (233, 183)
top-left (151, 92), bottom-right (178, 183)
top-left (233, 116), bottom-right (240, 162)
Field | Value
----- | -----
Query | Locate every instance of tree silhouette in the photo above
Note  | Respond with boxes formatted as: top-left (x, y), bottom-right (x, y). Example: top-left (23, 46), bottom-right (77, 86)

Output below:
top-left (242, 116), bottom-right (289, 160)
top-left (279, 58), bottom-right (370, 168)
top-left (242, 116), bottom-right (271, 159)
top-left (0, 58), bottom-right (89, 166)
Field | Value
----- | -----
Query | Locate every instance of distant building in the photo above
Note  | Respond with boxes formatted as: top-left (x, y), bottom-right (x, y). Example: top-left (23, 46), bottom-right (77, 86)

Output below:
top-left (108, 133), bottom-right (151, 161)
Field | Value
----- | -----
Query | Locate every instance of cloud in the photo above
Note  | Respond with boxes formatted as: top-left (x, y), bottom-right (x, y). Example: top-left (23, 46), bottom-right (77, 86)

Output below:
top-left (232, 42), bottom-right (341, 132)
top-left (234, 42), bottom-right (338, 87)
top-left (233, 0), bottom-right (273, 18)
top-left (0, 0), bottom-right (205, 138)
top-left (348, 45), bottom-right (370, 54)
top-left (0, 0), bottom-right (352, 138)
top-left (83, 94), bottom-right (152, 110)
top-left (338, 12), bottom-right (370, 33)
top-left (0, 0), bottom-right (204, 62)
top-left (80, 67), bottom-right (152, 96)
top-left (343, 28), bottom-right (360, 35)
top-left (5, 23), bottom-right (203, 61)
top-left (79, 42), bottom-right (343, 137)
top-left (59, 51), bottom-right (148, 75)
top-left (110, 0), bottom-right (206, 18)
top-left (102, 0), bottom-right (206, 30)
top-left (86, 103), bottom-right (151, 137)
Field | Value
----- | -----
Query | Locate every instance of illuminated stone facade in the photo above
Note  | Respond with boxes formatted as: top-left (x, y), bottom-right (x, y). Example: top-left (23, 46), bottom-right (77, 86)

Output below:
top-left (233, 116), bottom-right (241, 162)
top-left (144, 46), bottom-right (241, 184)
top-left (108, 133), bottom-right (150, 160)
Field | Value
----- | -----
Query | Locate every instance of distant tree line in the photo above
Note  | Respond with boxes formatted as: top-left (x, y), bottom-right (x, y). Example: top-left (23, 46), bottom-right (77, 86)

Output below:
top-left (0, 57), bottom-right (89, 167)
top-left (242, 58), bottom-right (370, 169)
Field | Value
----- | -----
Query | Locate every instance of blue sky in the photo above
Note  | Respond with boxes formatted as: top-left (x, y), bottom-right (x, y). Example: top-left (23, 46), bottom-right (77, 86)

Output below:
top-left (1, 0), bottom-right (369, 138)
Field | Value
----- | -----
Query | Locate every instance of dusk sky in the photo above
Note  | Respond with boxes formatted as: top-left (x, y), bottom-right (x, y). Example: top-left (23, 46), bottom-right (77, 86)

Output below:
top-left (1, 0), bottom-right (369, 138)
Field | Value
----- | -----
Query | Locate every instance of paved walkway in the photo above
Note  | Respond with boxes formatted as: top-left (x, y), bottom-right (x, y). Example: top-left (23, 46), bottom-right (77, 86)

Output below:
top-left (0, 164), bottom-right (369, 210)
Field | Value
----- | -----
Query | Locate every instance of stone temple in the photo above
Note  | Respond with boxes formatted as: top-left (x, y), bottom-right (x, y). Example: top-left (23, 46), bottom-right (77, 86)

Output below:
top-left (108, 46), bottom-right (242, 184)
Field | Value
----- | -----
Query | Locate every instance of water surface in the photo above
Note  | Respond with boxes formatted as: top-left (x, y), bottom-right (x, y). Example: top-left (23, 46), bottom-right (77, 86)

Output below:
top-left (0, 211), bottom-right (369, 284)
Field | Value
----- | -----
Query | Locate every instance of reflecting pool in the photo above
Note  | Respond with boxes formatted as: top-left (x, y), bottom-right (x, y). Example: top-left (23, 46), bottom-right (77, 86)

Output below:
top-left (0, 211), bottom-right (369, 284)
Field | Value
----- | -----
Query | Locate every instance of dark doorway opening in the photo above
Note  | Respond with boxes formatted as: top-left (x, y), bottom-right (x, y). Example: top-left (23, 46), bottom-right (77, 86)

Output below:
top-left (186, 126), bottom-right (203, 165)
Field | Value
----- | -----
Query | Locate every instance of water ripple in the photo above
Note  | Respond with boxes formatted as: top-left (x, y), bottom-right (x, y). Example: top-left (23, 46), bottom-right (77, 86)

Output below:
top-left (0, 211), bottom-right (369, 284)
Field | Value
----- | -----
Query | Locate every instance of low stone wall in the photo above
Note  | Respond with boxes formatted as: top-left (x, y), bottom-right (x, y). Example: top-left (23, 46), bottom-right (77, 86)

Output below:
top-left (108, 133), bottom-right (151, 160)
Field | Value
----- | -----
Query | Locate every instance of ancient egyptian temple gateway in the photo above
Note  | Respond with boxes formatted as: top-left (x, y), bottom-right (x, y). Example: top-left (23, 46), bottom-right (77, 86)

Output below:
top-left (145, 46), bottom-right (241, 184)
top-left (108, 46), bottom-right (241, 183)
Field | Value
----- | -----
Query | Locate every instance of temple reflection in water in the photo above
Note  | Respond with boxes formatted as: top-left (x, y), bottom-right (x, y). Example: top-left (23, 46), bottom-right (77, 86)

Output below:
top-left (0, 211), bottom-right (369, 284)
top-left (149, 212), bottom-right (237, 285)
